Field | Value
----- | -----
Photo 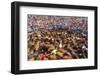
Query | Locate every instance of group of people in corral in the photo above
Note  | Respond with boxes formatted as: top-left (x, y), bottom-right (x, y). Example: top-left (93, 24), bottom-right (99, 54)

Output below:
top-left (27, 30), bottom-right (88, 61)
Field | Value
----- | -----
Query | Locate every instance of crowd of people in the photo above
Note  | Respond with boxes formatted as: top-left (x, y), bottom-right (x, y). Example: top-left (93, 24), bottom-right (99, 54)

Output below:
top-left (27, 15), bottom-right (88, 61)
